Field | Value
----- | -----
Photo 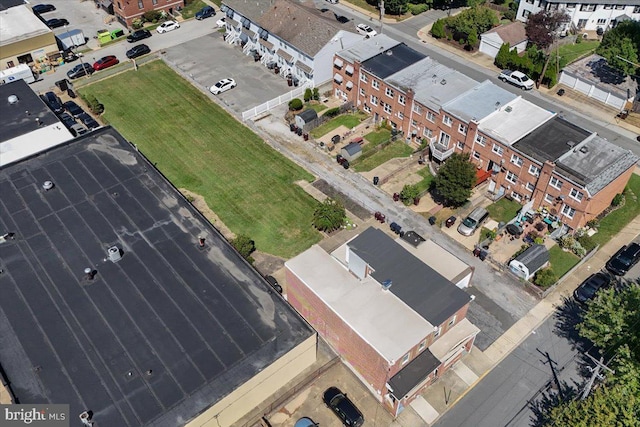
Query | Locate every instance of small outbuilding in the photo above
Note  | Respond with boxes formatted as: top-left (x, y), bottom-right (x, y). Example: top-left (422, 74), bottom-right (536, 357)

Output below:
top-left (509, 244), bottom-right (549, 280)
top-left (340, 142), bottom-right (362, 162)
top-left (479, 21), bottom-right (528, 59)
top-left (294, 109), bottom-right (317, 131)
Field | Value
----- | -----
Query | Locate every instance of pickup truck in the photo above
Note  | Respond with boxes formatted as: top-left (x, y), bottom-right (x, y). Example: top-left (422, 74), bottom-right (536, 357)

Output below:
top-left (498, 70), bottom-right (534, 90)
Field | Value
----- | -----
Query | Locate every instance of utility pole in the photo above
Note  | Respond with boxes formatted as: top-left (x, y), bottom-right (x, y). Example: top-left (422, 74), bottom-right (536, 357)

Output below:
top-left (581, 354), bottom-right (614, 400)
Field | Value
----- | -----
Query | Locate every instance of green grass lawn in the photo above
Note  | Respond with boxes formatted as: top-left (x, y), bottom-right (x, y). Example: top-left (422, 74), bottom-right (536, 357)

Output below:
top-left (591, 174), bottom-right (640, 246)
top-left (353, 141), bottom-right (414, 172)
top-left (548, 244), bottom-right (580, 279)
top-left (309, 113), bottom-right (366, 138)
top-left (80, 60), bottom-right (320, 258)
top-left (179, 0), bottom-right (207, 19)
top-left (486, 197), bottom-right (522, 224)
top-left (414, 167), bottom-right (434, 194)
top-left (556, 40), bottom-right (600, 66)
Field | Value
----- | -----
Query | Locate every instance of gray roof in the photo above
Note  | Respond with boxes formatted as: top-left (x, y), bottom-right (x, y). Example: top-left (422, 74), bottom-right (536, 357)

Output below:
top-left (336, 33), bottom-right (400, 64)
top-left (0, 79), bottom-right (60, 143)
top-left (388, 347), bottom-right (439, 398)
top-left (0, 128), bottom-right (314, 427)
top-left (443, 80), bottom-right (518, 123)
top-left (348, 228), bottom-right (471, 326)
top-left (513, 116), bottom-right (591, 164)
top-left (513, 244), bottom-right (549, 273)
top-left (296, 108), bottom-right (317, 122)
top-left (223, 0), bottom-right (272, 22)
top-left (561, 54), bottom-right (638, 100)
top-left (386, 57), bottom-right (478, 112)
top-left (361, 43), bottom-right (426, 79)
top-left (342, 142), bottom-right (361, 155)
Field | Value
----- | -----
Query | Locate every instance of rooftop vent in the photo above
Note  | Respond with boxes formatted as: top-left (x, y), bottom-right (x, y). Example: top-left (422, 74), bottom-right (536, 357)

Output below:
top-left (7, 95), bottom-right (18, 104)
top-left (579, 146), bottom-right (589, 154)
top-left (381, 279), bottom-right (392, 291)
top-left (42, 180), bottom-right (54, 191)
top-left (108, 246), bottom-right (122, 262)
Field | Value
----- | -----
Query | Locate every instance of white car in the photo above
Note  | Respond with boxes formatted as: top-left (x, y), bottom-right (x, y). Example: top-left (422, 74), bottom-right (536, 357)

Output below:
top-left (209, 78), bottom-right (236, 95)
top-left (356, 23), bottom-right (377, 38)
top-left (216, 17), bottom-right (226, 28)
top-left (156, 20), bottom-right (180, 33)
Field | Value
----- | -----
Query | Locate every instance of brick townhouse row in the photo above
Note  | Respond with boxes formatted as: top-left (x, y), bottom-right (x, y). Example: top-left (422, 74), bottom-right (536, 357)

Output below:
top-left (332, 35), bottom-right (638, 231)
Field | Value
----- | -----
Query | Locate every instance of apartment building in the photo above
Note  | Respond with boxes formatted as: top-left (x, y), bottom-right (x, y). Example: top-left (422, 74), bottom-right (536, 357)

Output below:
top-left (516, 0), bottom-right (640, 31)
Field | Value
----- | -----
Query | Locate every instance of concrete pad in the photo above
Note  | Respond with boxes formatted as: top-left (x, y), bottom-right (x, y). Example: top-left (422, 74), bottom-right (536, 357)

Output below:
top-left (410, 395), bottom-right (440, 424)
top-left (453, 362), bottom-right (479, 386)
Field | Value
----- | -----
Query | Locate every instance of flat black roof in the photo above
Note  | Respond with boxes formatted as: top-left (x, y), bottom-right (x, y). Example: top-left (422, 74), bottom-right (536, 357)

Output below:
top-left (361, 43), bottom-right (426, 79)
top-left (348, 228), bottom-right (470, 326)
top-left (0, 80), bottom-right (60, 143)
top-left (0, 127), bottom-right (314, 426)
top-left (513, 117), bottom-right (591, 164)
top-left (388, 348), bottom-right (439, 398)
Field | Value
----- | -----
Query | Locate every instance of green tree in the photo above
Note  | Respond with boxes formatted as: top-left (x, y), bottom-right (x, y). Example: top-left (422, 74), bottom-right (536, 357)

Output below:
top-left (596, 20), bottom-right (640, 76)
top-left (312, 199), bottom-right (345, 232)
top-left (431, 18), bottom-right (446, 39)
top-left (399, 184), bottom-right (420, 206)
top-left (231, 234), bottom-right (256, 264)
top-left (433, 153), bottom-right (476, 207)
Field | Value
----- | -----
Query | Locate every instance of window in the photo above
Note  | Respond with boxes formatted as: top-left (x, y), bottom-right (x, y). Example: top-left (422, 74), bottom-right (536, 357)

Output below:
top-left (418, 340), bottom-right (426, 352)
top-left (528, 165), bottom-right (540, 177)
top-left (472, 151), bottom-right (481, 160)
top-left (439, 132), bottom-right (451, 147)
top-left (434, 327), bottom-right (441, 338)
top-left (383, 103), bottom-right (392, 114)
top-left (359, 88), bottom-right (365, 97)
top-left (506, 171), bottom-right (518, 184)
top-left (448, 315), bottom-right (456, 327)
top-left (562, 204), bottom-right (576, 219)
top-left (597, 19), bottom-right (606, 25)
top-left (397, 111), bottom-right (404, 119)
top-left (550, 176), bottom-right (563, 190)
top-left (402, 353), bottom-right (410, 365)
top-left (510, 154), bottom-right (523, 166)
top-left (138, 0), bottom-right (143, 8)
top-left (475, 135), bottom-right (486, 146)
top-left (570, 188), bottom-right (584, 202)
top-left (492, 144), bottom-right (504, 156)
top-left (360, 73), bottom-right (368, 83)
top-left (457, 141), bottom-right (465, 149)
top-left (385, 87), bottom-right (394, 98)
top-left (525, 182), bottom-right (535, 192)
top-left (427, 111), bottom-right (435, 122)
top-left (372, 79), bottom-right (379, 89)
top-left (370, 95), bottom-right (378, 106)
top-left (580, 4), bottom-right (595, 11)
top-left (458, 124), bottom-right (467, 135)
top-left (544, 193), bottom-right (554, 204)
top-left (442, 115), bottom-right (453, 126)
top-left (398, 94), bottom-right (406, 105)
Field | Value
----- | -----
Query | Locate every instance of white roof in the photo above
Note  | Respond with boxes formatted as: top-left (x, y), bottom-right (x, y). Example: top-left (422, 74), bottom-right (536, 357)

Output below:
top-left (0, 5), bottom-right (51, 47)
top-left (285, 245), bottom-right (434, 362)
top-left (478, 97), bottom-right (555, 145)
top-left (0, 124), bottom-right (74, 167)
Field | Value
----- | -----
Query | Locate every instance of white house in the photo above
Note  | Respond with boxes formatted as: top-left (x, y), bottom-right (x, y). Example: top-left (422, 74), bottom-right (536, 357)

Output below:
top-left (517, 0), bottom-right (640, 31)
top-left (479, 21), bottom-right (528, 58)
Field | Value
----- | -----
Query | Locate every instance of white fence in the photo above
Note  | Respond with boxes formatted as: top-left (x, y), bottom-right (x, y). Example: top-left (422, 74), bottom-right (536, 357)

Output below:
top-left (241, 83), bottom-right (312, 121)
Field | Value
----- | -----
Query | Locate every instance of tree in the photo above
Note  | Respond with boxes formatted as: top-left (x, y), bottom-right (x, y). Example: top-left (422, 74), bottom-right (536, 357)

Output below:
top-left (312, 199), bottom-right (345, 232)
top-left (433, 153), bottom-right (476, 206)
top-left (431, 18), bottom-right (446, 39)
top-left (525, 10), bottom-right (570, 50)
top-left (596, 20), bottom-right (640, 76)
top-left (399, 184), bottom-right (420, 206)
top-left (231, 234), bottom-right (256, 264)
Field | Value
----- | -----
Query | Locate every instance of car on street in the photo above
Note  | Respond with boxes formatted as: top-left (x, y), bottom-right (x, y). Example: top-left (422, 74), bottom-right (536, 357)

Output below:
top-left (156, 20), bottom-right (180, 33)
top-left (126, 44), bottom-right (151, 59)
top-left (573, 272), bottom-right (612, 304)
top-left (606, 243), bottom-right (640, 276)
top-left (92, 55), bottom-right (119, 71)
top-left (209, 78), bottom-right (236, 94)
top-left (356, 23), bottom-right (376, 37)
top-left (78, 112), bottom-right (100, 130)
top-left (41, 91), bottom-right (63, 113)
top-left (45, 18), bottom-right (69, 29)
top-left (195, 5), bottom-right (216, 20)
top-left (63, 100), bottom-right (84, 117)
top-left (32, 4), bottom-right (55, 14)
top-left (216, 17), bottom-right (226, 28)
top-left (126, 29), bottom-right (151, 43)
top-left (323, 387), bottom-right (364, 427)
top-left (67, 63), bottom-right (94, 79)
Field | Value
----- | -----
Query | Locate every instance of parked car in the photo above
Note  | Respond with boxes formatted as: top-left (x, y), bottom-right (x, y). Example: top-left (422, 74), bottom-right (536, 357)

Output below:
top-left (67, 63), bottom-right (93, 79)
top-left (356, 23), bottom-right (377, 37)
top-left (195, 5), bottom-right (216, 20)
top-left (78, 113), bottom-right (100, 130)
top-left (63, 101), bottom-right (83, 117)
top-left (216, 17), bottom-right (226, 28)
top-left (126, 29), bottom-right (151, 43)
top-left (573, 272), bottom-right (612, 303)
top-left (457, 207), bottom-right (489, 236)
top-left (92, 55), bottom-right (119, 71)
top-left (209, 78), bottom-right (236, 94)
top-left (606, 243), bottom-right (640, 276)
top-left (45, 18), bottom-right (69, 28)
top-left (32, 4), bottom-right (55, 14)
top-left (41, 91), bottom-right (63, 113)
top-left (126, 44), bottom-right (151, 59)
top-left (323, 387), bottom-right (364, 427)
top-left (156, 20), bottom-right (180, 33)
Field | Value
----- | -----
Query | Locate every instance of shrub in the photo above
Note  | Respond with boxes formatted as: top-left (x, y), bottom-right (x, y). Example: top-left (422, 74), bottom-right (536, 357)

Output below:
top-left (143, 10), bottom-right (162, 23)
top-left (288, 98), bottom-right (303, 111)
top-left (303, 88), bottom-right (312, 102)
top-left (324, 107), bottom-right (340, 118)
top-left (611, 193), bottom-right (625, 207)
top-left (534, 268), bottom-right (557, 288)
top-left (231, 234), bottom-right (256, 264)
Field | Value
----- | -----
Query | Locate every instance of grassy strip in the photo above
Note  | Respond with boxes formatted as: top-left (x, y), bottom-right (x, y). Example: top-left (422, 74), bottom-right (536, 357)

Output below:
top-left (591, 173), bottom-right (640, 246)
top-left (549, 245), bottom-right (580, 278)
top-left (80, 61), bottom-right (320, 258)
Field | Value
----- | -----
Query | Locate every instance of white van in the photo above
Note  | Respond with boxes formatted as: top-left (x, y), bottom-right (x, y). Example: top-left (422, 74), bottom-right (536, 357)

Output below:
top-left (0, 64), bottom-right (36, 85)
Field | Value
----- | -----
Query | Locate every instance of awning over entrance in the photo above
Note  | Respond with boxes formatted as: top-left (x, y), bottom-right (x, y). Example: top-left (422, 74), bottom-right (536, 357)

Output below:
top-left (388, 349), bottom-right (440, 399)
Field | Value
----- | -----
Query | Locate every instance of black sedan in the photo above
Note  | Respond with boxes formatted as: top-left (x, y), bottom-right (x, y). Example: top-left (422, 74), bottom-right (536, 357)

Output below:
top-left (323, 387), bottom-right (364, 427)
top-left (573, 272), bottom-right (611, 304)
top-left (63, 101), bottom-right (84, 117)
top-left (606, 242), bottom-right (640, 276)
top-left (32, 4), bottom-right (55, 14)
top-left (126, 44), bottom-right (151, 59)
top-left (67, 63), bottom-right (94, 79)
top-left (126, 29), bottom-right (151, 43)
top-left (45, 18), bottom-right (69, 29)
top-left (78, 113), bottom-right (100, 130)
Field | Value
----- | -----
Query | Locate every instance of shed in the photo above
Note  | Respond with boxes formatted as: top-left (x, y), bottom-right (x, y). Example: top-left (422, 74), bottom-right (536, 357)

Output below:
top-left (294, 109), bottom-right (317, 130)
top-left (509, 244), bottom-right (549, 280)
top-left (340, 142), bottom-right (362, 161)
top-left (479, 22), bottom-right (527, 59)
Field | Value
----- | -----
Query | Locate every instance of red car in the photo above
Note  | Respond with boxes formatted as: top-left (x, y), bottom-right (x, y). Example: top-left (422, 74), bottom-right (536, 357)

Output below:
top-left (92, 55), bottom-right (119, 71)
